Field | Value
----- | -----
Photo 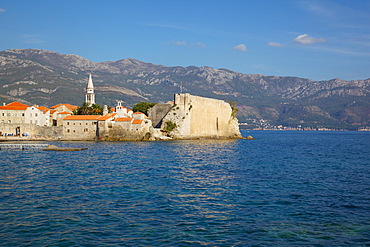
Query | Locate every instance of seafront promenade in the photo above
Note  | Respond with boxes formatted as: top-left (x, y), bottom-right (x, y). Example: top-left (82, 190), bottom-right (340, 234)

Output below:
top-left (0, 136), bottom-right (59, 142)
top-left (0, 143), bottom-right (49, 150)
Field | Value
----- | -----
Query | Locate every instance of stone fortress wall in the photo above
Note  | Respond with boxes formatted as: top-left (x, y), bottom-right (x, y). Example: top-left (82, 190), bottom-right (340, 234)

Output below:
top-left (160, 93), bottom-right (241, 139)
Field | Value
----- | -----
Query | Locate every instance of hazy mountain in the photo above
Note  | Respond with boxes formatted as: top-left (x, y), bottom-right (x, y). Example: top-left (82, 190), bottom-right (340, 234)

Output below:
top-left (1, 49), bottom-right (369, 129)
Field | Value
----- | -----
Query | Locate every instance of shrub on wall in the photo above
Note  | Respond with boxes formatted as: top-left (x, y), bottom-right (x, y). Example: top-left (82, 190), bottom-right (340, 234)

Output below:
top-left (164, 121), bottom-right (177, 131)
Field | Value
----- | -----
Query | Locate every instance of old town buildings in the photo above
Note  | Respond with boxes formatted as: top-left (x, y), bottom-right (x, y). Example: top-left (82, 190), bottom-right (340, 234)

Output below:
top-left (0, 74), bottom-right (152, 139)
top-left (0, 73), bottom-right (241, 140)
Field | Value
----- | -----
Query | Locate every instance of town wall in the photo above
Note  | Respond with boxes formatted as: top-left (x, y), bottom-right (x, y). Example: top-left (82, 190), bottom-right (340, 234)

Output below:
top-left (36, 126), bottom-right (63, 139)
top-left (0, 123), bottom-right (36, 136)
top-left (101, 124), bottom-right (153, 141)
top-left (0, 123), bottom-right (62, 139)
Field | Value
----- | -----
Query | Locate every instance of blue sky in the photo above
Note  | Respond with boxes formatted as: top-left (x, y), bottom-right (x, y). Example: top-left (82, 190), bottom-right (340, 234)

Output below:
top-left (0, 0), bottom-right (369, 81)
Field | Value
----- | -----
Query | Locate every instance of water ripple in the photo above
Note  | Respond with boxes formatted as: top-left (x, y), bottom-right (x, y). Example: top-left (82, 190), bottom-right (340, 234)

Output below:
top-left (1, 131), bottom-right (370, 246)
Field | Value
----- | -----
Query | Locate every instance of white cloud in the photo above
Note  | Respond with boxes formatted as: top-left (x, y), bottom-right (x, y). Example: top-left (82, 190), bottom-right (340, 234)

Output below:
top-left (268, 42), bottom-right (284, 48)
top-left (162, 40), bottom-right (186, 46)
top-left (175, 41), bottom-right (186, 46)
top-left (163, 40), bottom-right (206, 48)
top-left (194, 42), bottom-right (206, 48)
top-left (233, 44), bottom-right (248, 52)
top-left (0, 8), bottom-right (6, 12)
top-left (294, 34), bottom-right (326, 45)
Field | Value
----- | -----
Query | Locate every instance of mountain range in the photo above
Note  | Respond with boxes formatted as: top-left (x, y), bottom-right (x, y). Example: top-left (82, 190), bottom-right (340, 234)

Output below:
top-left (0, 49), bottom-right (369, 129)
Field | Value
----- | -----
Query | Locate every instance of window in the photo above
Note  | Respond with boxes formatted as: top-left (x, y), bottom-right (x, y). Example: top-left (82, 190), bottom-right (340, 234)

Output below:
top-left (67, 122), bottom-right (70, 125)
top-left (22, 113), bottom-right (25, 117)
top-left (86, 123), bottom-right (88, 125)
top-left (73, 123), bottom-right (76, 125)
top-left (7, 113), bottom-right (10, 116)
top-left (80, 123), bottom-right (82, 125)
top-left (67, 129), bottom-right (70, 133)
top-left (30, 113), bottom-right (32, 117)
top-left (35, 113), bottom-right (38, 117)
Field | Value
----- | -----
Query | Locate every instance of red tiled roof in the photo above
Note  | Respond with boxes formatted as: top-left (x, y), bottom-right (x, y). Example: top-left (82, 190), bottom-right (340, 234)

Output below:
top-left (97, 113), bottom-right (117, 121)
top-left (115, 117), bottom-right (133, 122)
top-left (37, 106), bottom-right (49, 112)
top-left (132, 119), bottom-right (143, 124)
top-left (58, 111), bottom-right (71, 115)
top-left (50, 110), bottom-right (57, 114)
top-left (0, 101), bottom-right (30, 110)
top-left (7, 102), bottom-right (30, 107)
top-left (63, 115), bottom-right (100, 120)
top-left (51, 103), bottom-right (78, 111)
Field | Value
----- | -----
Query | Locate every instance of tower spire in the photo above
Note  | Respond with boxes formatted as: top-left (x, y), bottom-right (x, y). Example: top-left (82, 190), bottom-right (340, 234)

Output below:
top-left (85, 73), bottom-right (95, 106)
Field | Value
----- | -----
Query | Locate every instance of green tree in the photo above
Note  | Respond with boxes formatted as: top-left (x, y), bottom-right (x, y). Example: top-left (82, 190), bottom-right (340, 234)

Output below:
top-left (226, 100), bottom-right (238, 117)
top-left (133, 102), bottom-right (157, 115)
top-left (73, 103), bottom-right (103, 115)
top-left (90, 104), bottom-right (103, 115)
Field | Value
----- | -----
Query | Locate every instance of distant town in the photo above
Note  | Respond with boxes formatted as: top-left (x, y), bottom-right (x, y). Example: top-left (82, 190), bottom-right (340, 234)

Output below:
top-left (239, 120), bottom-right (370, 131)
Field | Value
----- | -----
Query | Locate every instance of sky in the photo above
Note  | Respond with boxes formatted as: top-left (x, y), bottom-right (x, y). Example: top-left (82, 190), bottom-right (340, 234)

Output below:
top-left (0, 0), bottom-right (369, 81)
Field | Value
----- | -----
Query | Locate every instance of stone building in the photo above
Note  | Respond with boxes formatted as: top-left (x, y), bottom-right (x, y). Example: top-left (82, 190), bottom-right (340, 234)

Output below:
top-left (63, 115), bottom-right (100, 140)
top-left (0, 101), bottom-right (52, 136)
top-left (50, 103), bottom-right (78, 126)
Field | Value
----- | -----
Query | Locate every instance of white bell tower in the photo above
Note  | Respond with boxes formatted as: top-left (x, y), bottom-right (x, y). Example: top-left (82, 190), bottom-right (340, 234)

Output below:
top-left (85, 73), bottom-right (95, 106)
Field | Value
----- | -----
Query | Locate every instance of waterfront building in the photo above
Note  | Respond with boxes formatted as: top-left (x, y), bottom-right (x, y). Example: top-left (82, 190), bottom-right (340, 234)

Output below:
top-left (63, 115), bottom-right (100, 140)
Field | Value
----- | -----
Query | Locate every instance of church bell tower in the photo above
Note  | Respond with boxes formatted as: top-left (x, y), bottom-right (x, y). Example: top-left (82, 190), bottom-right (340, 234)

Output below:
top-left (85, 73), bottom-right (95, 106)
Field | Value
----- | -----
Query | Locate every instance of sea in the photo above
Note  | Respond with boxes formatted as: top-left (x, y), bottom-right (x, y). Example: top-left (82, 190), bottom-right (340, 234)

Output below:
top-left (1, 130), bottom-right (369, 246)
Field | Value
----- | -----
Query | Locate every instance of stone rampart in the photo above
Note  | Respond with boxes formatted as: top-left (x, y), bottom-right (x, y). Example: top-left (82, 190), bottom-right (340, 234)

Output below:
top-left (0, 123), bottom-right (36, 136)
top-left (161, 93), bottom-right (241, 139)
top-left (0, 123), bottom-right (63, 139)
top-left (101, 125), bottom-right (153, 141)
top-left (36, 126), bottom-right (63, 139)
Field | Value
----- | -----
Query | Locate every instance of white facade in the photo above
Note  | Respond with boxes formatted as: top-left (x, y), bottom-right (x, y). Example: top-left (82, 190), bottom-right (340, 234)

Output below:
top-left (0, 102), bottom-right (49, 126)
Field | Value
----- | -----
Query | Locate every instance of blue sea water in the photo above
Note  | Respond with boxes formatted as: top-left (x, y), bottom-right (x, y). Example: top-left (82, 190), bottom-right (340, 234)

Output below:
top-left (1, 130), bottom-right (370, 246)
